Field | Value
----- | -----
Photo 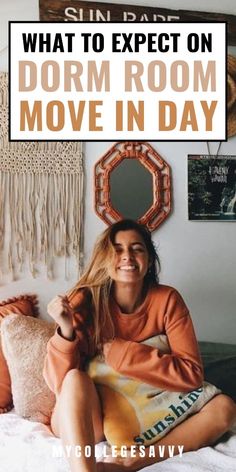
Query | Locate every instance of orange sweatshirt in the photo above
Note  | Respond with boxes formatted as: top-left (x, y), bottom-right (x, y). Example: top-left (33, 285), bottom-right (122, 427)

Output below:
top-left (43, 285), bottom-right (203, 395)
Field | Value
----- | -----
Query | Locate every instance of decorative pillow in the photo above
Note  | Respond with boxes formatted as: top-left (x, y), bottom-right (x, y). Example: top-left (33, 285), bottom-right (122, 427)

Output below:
top-left (1, 314), bottom-right (56, 424)
top-left (0, 294), bottom-right (39, 320)
top-left (87, 335), bottom-right (221, 448)
top-left (0, 343), bottom-right (12, 413)
top-left (0, 294), bottom-right (39, 412)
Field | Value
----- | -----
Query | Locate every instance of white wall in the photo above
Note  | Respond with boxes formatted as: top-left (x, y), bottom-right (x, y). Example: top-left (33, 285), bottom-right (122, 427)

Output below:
top-left (0, 0), bottom-right (236, 343)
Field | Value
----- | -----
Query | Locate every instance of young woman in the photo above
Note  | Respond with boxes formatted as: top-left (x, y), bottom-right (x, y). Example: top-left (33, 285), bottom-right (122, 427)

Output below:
top-left (44, 219), bottom-right (236, 472)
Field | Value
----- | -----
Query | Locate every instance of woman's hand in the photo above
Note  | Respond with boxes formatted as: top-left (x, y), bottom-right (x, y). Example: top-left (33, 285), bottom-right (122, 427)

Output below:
top-left (47, 295), bottom-right (75, 340)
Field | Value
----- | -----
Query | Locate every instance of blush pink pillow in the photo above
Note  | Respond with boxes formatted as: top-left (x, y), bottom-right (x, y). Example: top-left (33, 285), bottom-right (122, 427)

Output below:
top-left (0, 294), bottom-right (39, 412)
top-left (1, 314), bottom-right (56, 424)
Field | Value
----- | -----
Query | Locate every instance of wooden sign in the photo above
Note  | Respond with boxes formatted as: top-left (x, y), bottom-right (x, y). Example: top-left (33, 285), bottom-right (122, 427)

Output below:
top-left (39, 0), bottom-right (236, 45)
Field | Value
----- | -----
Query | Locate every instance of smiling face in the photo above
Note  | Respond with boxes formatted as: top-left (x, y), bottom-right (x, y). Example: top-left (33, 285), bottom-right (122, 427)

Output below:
top-left (108, 229), bottom-right (150, 286)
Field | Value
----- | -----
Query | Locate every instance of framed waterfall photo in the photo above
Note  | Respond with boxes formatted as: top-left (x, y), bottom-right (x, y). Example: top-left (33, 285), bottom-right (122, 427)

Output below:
top-left (188, 155), bottom-right (236, 221)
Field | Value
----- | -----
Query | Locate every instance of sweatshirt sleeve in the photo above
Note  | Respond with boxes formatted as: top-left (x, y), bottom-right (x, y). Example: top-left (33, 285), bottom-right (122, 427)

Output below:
top-left (43, 289), bottom-right (91, 395)
top-left (43, 329), bottom-right (81, 395)
top-left (104, 289), bottom-right (203, 392)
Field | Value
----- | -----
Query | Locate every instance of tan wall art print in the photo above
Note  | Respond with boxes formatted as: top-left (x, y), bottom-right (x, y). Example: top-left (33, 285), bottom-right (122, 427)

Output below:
top-left (0, 72), bottom-right (84, 282)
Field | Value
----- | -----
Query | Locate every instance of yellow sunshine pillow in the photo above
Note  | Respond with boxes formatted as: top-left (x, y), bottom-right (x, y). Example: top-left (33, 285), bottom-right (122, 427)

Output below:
top-left (87, 335), bottom-right (220, 448)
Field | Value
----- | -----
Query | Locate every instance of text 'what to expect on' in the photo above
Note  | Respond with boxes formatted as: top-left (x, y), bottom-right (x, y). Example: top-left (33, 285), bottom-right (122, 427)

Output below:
top-left (9, 22), bottom-right (227, 141)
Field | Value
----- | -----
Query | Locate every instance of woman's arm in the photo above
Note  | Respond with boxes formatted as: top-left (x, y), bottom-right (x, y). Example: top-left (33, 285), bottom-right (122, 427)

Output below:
top-left (43, 329), bottom-right (80, 395)
top-left (43, 290), bottom-right (90, 395)
top-left (104, 290), bottom-right (203, 392)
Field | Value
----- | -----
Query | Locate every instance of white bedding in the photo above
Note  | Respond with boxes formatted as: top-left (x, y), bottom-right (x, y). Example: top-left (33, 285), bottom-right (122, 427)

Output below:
top-left (0, 411), bottom-right (236, 472)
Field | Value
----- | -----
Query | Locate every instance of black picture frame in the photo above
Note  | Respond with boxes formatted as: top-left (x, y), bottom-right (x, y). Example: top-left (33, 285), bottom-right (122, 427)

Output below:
top-left (188, 155), bottom-right (236, 221)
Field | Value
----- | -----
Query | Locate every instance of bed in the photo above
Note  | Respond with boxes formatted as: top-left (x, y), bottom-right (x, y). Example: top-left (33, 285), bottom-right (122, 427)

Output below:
top-left (1, 341), bottom-right (236, 471)
top-left (0, 409), bottom-right (236, 472)
top-left (0, 305), bottom-right (236, 472)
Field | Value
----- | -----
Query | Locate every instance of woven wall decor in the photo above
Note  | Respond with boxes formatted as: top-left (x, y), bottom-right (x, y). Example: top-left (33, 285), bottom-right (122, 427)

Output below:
top-left (0, 72), bottom-right (84, 281)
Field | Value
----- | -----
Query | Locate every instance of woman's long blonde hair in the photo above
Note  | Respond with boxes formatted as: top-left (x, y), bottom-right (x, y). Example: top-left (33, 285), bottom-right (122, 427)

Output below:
top-left (67, 219), bottom-right (160, 350)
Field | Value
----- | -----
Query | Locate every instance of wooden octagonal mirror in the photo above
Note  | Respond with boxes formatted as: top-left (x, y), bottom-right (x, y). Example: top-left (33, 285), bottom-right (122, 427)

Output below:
top-left (94, 141), bottom-right (171, 231)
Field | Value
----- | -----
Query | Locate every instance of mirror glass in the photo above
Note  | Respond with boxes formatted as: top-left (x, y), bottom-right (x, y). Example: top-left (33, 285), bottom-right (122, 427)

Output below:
top-left (110, 159), bottom-right (153, 220)
top-left (94, 142), bottom-right (172, 231)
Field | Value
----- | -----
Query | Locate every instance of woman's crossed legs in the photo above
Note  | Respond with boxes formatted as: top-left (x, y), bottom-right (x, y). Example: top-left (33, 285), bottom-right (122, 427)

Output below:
top-left (51, 369), bottom-right (236, 472)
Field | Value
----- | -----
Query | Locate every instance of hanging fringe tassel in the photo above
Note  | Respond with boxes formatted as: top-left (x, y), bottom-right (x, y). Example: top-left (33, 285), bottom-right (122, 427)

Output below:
top-left (0, 72), bottom-right (84, 281)
top-left (0, 171), bottom-right (84, 280)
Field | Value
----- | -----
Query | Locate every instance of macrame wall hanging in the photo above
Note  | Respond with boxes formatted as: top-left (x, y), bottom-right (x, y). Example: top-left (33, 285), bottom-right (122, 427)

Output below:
top-left (0, 72), bottom-right (84, 281)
